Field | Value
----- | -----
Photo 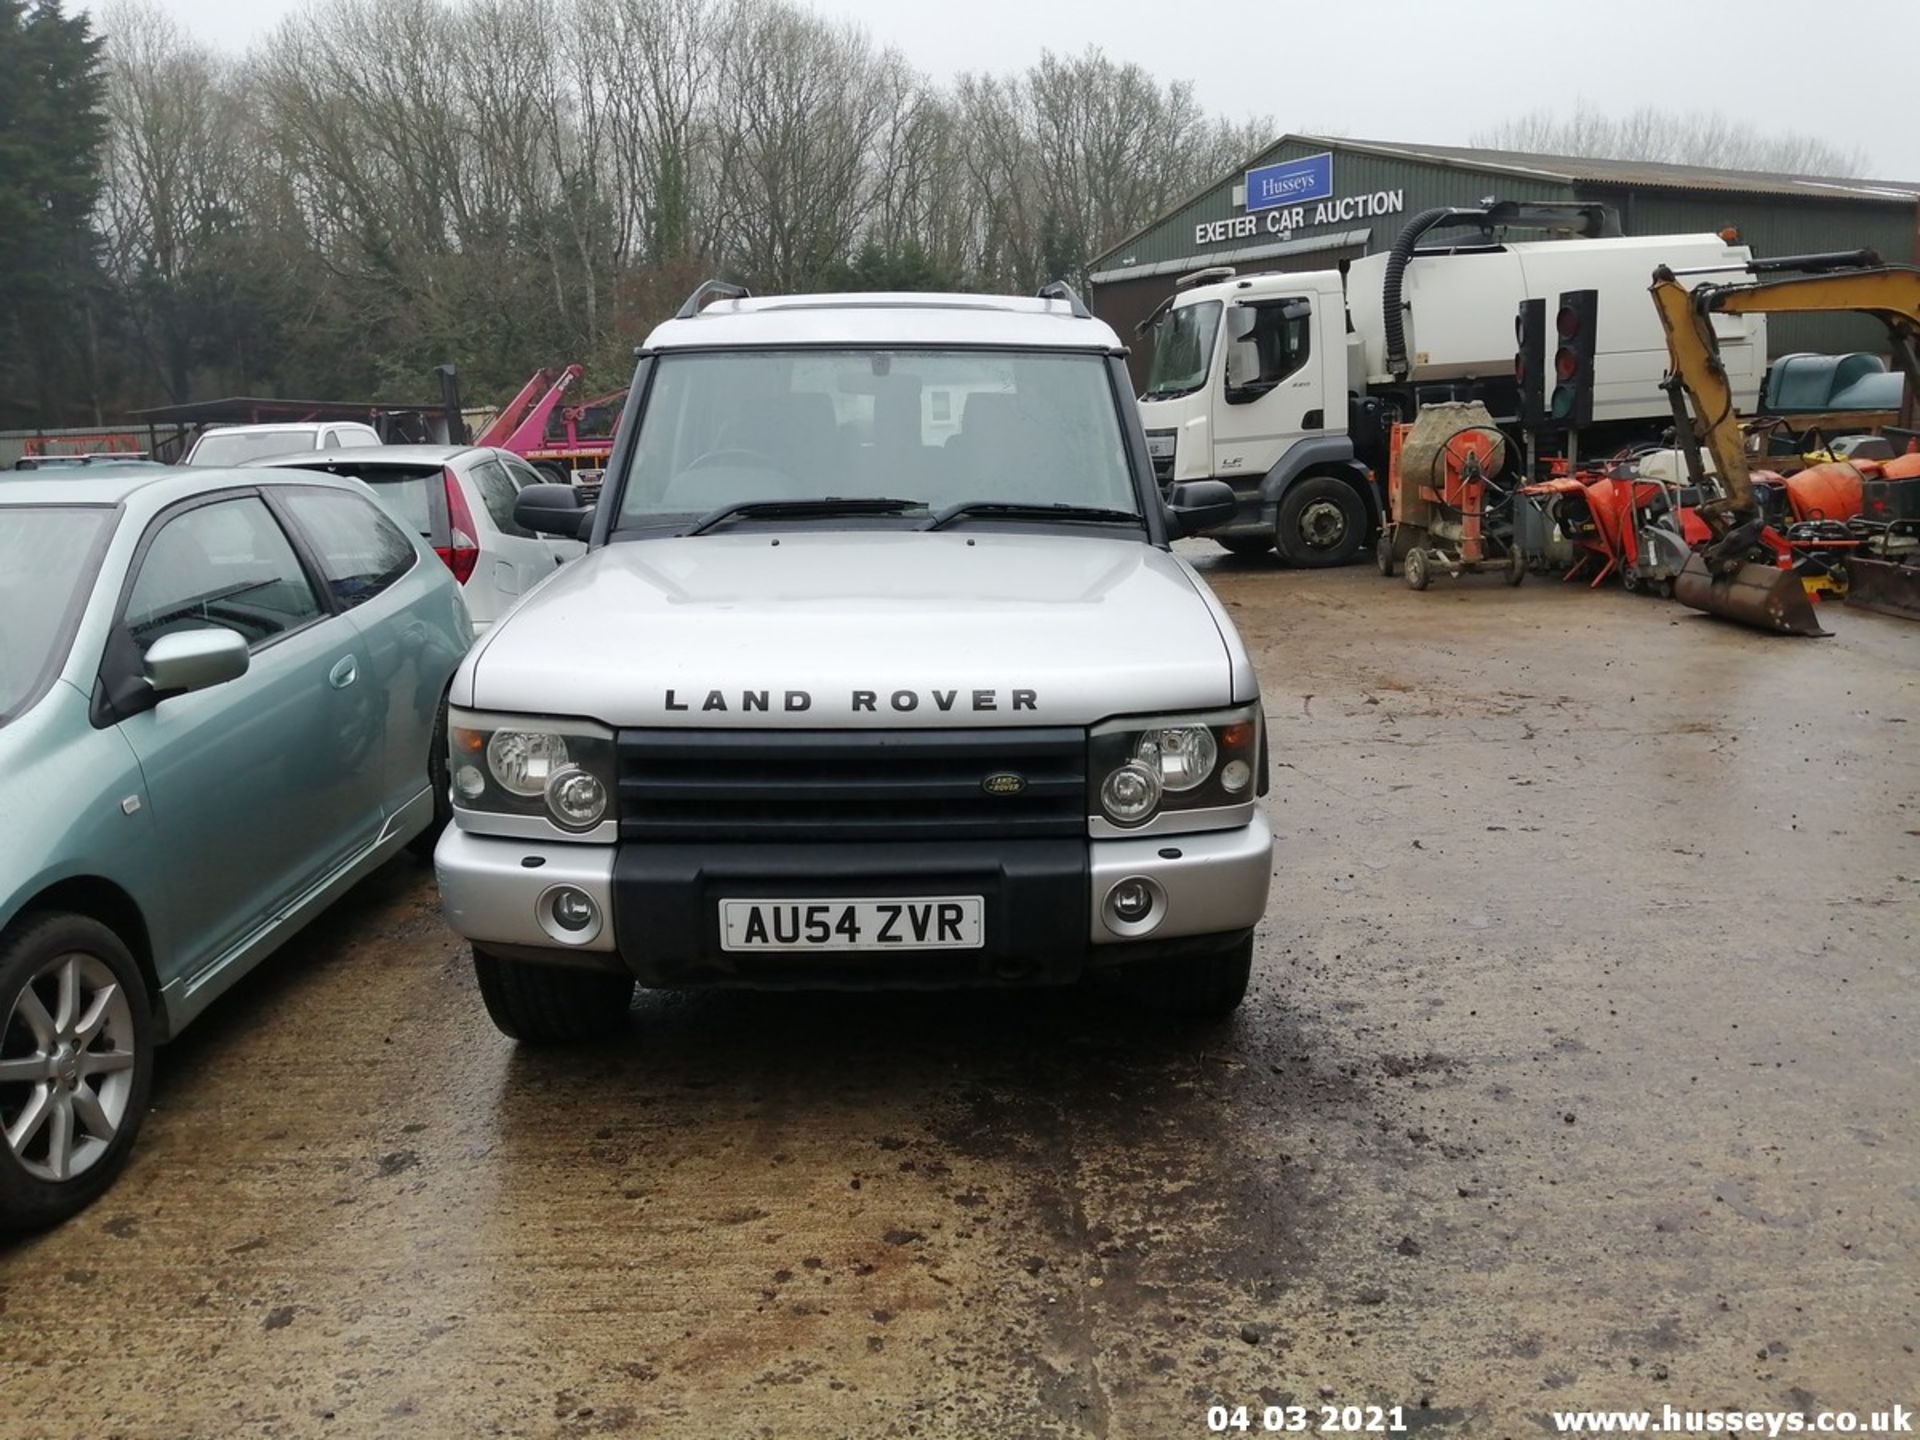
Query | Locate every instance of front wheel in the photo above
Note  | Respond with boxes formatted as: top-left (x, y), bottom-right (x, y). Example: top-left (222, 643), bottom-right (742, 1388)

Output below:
top-left (1275, 476), bottom-right (1366, 568)
top-left (1405, 548), bottom-right (1431, 591)
top-left (472, 947), bottom-right (634, 1044)
top-left (1375, 531), bottom-right (1396, 576)
top-left (1123, 935), bottom-right (1254, 1021)
top-left (1505, 549), bottom-right (1527, 586)
top-left (0, 913), bottom-right (153, 1232)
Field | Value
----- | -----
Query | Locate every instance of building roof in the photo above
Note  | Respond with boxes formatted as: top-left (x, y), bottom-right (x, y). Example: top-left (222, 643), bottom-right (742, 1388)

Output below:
top-left (643, 292), bottom-right (1121, 352)
top-left (1091, 132), bottom-right (1920, 271)
top-left (1312, 135), bottom-right (1920, 203)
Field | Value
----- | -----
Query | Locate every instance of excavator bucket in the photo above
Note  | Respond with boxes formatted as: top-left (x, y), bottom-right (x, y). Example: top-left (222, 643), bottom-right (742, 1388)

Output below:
top-left (1673, 554), bottom-right (1830, 636)
top-left (1844, 556), bottom-right (1920, 621)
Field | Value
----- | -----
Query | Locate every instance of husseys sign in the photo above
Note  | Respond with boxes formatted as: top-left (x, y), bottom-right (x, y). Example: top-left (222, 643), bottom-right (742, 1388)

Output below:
top-left (1194, 151), bottom-right (1405, 248)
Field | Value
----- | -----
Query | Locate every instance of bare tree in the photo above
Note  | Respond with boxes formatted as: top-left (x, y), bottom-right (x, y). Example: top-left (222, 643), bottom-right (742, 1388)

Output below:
top-left (1473, 103), bottom-right (1866, 177)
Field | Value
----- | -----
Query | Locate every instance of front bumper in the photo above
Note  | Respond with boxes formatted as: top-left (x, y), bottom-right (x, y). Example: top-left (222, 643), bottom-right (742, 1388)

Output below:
top-left (433, 813), bottom-right (1272, 988)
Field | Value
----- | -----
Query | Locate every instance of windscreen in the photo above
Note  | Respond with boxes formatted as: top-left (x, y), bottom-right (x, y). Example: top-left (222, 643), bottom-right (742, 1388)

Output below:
top-left (1143, 300), bottom-right (1221, 399)
top-left (188, 431), bottom-right (316, 466)
top-left (0, 506), bottom-right (114, 724)
top-left (274, 462), bottom-right (444, 540)
top-left (614, 349), bottom-right (1137, 526)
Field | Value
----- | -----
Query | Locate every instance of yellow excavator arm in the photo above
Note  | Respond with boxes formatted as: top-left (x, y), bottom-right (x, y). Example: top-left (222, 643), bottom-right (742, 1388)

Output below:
top-left (1648, 253), bottom-right (1920, 633)
top-left (1651, 257), bottom-right (1920, 550)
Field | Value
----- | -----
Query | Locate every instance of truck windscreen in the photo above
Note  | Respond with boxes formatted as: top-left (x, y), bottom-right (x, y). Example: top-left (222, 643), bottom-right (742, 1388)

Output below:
top-left (614, 349), bottom-right (1139, 527)
top-left (1143, 301), bottom-right (1221, 399)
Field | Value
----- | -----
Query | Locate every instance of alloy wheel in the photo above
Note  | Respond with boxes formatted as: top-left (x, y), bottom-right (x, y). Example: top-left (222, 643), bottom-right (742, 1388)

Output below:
top-left (0, 952), bottom-right (138, 1183)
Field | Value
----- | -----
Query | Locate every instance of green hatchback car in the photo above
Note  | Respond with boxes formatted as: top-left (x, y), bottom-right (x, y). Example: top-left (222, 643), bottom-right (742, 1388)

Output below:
top-left (0, 467), bottom-right (470, 1229)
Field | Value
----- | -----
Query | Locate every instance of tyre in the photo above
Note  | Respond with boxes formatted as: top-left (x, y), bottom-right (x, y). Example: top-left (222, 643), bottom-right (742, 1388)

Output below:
top-left (534, 461), bottom-right (570, 487)
top-left (0, 912), bottom-right (154, 1232)
top-left (472, 946), bottom-right (634, 1043)
top-left (1124, 935), bottom-right (1254, 1022)
top-left (1405, 548), bottom-right (1431, 591)
top-left (1505, 549), bottom-right (1527, 586)
top-left (1375, 531), bottom-right (1396, 577)
top-left (408, 698), bottom-right (452, 861)
top-left (1214, 535), bottom-right (1274, 558)
top-left (1275, 476), bottom-right (1366, 568)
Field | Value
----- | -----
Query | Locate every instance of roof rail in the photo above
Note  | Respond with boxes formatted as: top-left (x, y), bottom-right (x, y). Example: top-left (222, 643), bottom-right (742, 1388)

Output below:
top-left (675, 279), bottom-right (752, 320)
top-left (1036, 279), bottom-right (1091, 319)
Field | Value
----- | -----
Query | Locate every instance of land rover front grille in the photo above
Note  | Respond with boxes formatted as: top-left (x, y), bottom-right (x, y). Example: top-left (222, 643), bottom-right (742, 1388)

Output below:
top-left (614, 727), bottom-right (1087, 843)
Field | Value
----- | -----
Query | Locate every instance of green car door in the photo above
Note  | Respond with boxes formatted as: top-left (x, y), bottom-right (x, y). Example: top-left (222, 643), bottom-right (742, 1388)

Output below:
top-left (106, 492), bottom-right (386, 991)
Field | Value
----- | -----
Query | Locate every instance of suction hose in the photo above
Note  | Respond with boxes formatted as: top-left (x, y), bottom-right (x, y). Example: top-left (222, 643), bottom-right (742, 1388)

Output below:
top-left (1381, 208), bottom-right (1468, 381)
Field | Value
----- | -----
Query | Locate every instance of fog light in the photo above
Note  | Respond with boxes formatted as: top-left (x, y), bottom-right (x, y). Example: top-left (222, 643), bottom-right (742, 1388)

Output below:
top-left (1220, 758), bottom-right (1252, 793)
top-left (1102, 875), bottom-right (1165, 936)
top-left (454, 764), bottom-right (486, 800)
top-left (550, 886), bottom-right (596, 932)
top-left (1111, 879), bottom-right (1153, 922)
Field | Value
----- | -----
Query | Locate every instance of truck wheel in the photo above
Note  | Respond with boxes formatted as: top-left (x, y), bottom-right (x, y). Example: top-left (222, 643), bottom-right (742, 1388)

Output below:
top-left (1375, 532), bottom-right (1396, 576)
top-left (472, 947), bottom-right (634, 1044)
top-left (1404, 548), bottom-right (1431, 591)
top-left (1124, 935), bottom-right (1254, 1022)
top-left (0, 912), bottom-right (154, 1232)
top-left (1275, 477), bottom-right (1365, 568)
top-left (1215, 536), bottom-right (1273, 558)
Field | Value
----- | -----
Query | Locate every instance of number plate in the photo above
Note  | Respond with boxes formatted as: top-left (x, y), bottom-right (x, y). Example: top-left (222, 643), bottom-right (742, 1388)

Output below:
top-left (719, 896), bottom-right (984, 952)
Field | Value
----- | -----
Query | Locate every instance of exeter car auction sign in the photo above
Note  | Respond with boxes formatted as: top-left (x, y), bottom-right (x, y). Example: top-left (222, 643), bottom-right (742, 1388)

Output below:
top-left (1194, 151), bottom-right (1405, 248)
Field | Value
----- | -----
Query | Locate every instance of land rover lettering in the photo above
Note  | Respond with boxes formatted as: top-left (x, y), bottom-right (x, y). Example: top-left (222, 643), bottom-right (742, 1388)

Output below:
top-left (668, 688), bottom-right (1039, 714)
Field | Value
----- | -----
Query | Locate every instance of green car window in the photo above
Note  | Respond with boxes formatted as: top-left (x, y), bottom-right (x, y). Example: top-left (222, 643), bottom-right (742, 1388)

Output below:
top-left (0, 506), bottom-right (114, 725)
top-left (124, 497), bottom-right (323, 650)
top-left (282, 488), bottom-right (418, 608)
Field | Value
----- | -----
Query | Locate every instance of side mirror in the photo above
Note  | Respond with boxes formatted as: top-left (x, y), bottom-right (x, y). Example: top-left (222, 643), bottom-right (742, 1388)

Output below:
top-left (1165, 479), bottom-right (1238, 539)
top-left (514, 482), bottom-right (594, 539)
top-left (143, 628), bottom-right (250, 695)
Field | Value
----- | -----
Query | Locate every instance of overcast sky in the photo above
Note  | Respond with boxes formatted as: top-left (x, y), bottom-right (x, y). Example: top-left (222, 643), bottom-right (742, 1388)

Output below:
top-left (89, 0), bottom-right (1920, 179)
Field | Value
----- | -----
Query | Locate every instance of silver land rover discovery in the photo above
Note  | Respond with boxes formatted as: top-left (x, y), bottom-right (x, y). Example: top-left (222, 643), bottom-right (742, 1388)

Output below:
top-left (434, 281), bottom-right (1273, 1041)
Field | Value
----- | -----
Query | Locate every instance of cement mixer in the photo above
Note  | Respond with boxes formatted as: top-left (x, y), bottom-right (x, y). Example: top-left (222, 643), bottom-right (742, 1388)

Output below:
top-left (1375, 401), bottom-right (1527, 591)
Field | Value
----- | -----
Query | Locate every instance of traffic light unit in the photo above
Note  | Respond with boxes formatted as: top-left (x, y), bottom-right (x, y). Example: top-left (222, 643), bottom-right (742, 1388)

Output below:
top-left (1513, 297), bottom-right (1546, 427)
top-left (1551, 288), bottom-right (1599, 430)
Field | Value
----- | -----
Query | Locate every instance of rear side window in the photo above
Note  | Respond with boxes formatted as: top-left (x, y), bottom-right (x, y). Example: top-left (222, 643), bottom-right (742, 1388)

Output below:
top-left (471, 458), bottom-right (532, 537)
top-left (282, 488), bottom-right (419, 608)
top-left (337, 427), bottom-right (380, 448)
top-left (124, 497), bottom-right (322, 650)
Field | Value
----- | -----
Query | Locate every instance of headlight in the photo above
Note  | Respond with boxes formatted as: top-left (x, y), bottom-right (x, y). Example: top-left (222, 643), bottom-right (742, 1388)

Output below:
top-left (1089, 704), bottom-right (1262, 832)
top-left (546, 767), bottom-right (608, 829)
top-left (487, 730), bottom-right (571, 797)
top-left (450, 709), bottom-right (615, 837)
top-left (1134, 725), bottom-right (1217, 792)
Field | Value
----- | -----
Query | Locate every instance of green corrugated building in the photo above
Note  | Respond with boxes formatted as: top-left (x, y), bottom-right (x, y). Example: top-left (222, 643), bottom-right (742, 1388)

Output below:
top-left (1090, 134), bottom-right (1920, 389)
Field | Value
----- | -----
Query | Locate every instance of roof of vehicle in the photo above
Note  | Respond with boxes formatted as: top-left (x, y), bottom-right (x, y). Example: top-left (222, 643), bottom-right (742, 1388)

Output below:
top-left (194, 421), bottom-right (358, 435)
top-left (642, 292), bottom-right (1124, 353)
top-left (255, 444), bottom-right (480, 468)
top-left (0, 466), bottom-right (358, 509)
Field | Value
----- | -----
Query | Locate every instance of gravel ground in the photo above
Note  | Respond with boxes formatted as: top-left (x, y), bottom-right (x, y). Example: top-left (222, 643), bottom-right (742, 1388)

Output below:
top-left (3, 556), bottom-right (1916, 1439)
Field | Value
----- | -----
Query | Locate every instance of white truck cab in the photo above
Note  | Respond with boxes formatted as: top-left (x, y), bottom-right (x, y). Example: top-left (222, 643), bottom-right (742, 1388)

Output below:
top-left (432, 283), bottom-right (1275, 1043)
top-left (1137, 222), bottom-right (1766, 565)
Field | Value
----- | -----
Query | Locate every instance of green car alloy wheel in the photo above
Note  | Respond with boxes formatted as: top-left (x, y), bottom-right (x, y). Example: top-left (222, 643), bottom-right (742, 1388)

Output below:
top-left (0, 914), bottom-right (154, 1230)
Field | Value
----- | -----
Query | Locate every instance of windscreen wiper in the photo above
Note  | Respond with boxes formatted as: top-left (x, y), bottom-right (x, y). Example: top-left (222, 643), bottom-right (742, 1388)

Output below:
top-left (922, 500), bottom-right (1142, 532)
top-left (681, 496), bottom-right (924, 536)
